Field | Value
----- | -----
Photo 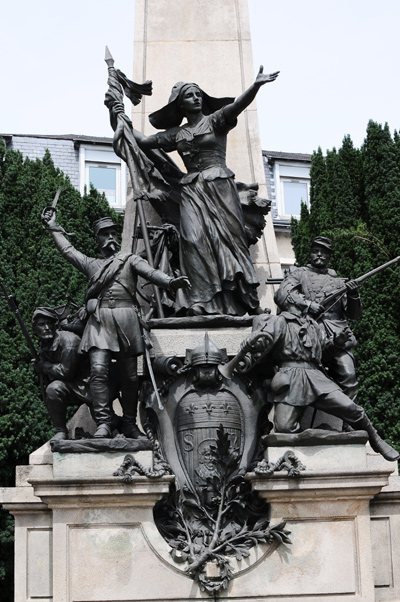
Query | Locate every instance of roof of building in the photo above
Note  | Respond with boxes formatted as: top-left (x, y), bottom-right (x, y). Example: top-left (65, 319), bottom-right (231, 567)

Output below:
top-left (263, 150), bottom-right (312, 162)
top-left (1, 133), bottom-right (113, 146)
top-left (2, 135), bottom-right (311, 157)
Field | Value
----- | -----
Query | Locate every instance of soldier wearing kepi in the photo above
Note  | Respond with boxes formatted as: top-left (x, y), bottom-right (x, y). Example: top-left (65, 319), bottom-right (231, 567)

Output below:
top-left (32, 307), bottom-right (92, 441)
top-left (275, 236), bottom-right (361, 400)
top-left (240, 294), bottom-right (400, 462)
top-left (42, 212), bottom-right (190, 439)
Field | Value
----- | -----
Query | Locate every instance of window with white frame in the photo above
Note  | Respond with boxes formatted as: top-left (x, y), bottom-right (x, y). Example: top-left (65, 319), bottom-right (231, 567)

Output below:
top-left (273, 162), bottom-right (310, 219)
top-left (79, 145), bottom-right (127, 210)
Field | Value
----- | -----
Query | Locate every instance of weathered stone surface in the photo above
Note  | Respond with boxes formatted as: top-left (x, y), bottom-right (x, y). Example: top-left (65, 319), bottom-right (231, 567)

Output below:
top-left (150, 326), bottom-right (251, 358)
top-left (52, 450), bottom-right (153, 479)
top-left (2, 440), bottom-right (399, 602)
top-left (29, 441), bottom-right (53, 465)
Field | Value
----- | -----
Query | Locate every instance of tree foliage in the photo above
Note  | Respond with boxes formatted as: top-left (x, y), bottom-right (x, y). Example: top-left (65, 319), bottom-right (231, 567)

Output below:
top-left (0, 140), bottom-right (122, 599)
top-left (291, 122), bottom-right (400, 451)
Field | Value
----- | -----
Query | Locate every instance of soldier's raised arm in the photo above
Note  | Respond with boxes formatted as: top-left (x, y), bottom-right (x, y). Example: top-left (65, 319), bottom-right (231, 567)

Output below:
top-left (42, 209), bottom-right (90, 276)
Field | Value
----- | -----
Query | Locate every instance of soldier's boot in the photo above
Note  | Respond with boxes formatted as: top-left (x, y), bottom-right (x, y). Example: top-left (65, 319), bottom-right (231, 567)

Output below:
top-left (354, 415), bottom-right (400, 462)
top-left (90, 387), bottom-right (112, 438)
top-left (87, 403), bottom-right (121, 434)
top-left (45, 382), bottom-right (69, 441)
top-left (119, 375), bottom-right (146, 439)
top-left (89, 355), bottom-right (113, 438)
top-left (120, 400), bottom-right (146, 439)
top-left (93, 424), bottom-right (112, 438)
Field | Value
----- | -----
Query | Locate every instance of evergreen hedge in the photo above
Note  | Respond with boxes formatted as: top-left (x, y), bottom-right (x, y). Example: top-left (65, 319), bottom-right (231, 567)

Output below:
top-left (0, 140), bottom-right (122, 600)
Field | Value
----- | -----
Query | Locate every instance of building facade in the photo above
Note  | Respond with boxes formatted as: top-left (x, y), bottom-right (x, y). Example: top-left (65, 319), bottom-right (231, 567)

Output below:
top-left (1, 134), bottom-right (127, 212)
top-left (2, 134), bottom-right (312, 271)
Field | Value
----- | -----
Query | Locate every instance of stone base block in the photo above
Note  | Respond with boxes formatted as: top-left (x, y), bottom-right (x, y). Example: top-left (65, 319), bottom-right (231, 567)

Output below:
top-left (2, 439), bottom-right (399, 602)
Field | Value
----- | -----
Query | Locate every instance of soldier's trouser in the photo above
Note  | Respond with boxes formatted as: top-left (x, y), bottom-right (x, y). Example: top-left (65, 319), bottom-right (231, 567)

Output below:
top-left (274, 389), bottom-right (399, 461)
top-left (274, 389), bottom-right (364, 434)
top-left (89, 348), bottom-right (138, 427)
top-left (329, 350), bottom-right (359, 400)
top-left (45, 380), bottom-right (79, 433)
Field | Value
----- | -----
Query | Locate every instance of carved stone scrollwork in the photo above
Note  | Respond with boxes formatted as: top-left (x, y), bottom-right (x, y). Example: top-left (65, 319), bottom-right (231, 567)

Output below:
top-left (254, 450), bottom-right (306, 478)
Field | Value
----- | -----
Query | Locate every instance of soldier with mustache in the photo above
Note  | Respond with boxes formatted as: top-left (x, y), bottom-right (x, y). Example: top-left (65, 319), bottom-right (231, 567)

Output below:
top-left (43, 212), bottom-right (190, 439)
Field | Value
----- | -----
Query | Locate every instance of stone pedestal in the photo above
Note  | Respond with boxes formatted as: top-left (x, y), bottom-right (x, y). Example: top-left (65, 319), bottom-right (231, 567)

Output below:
top-left (1, 439), bottom-right (399, 602)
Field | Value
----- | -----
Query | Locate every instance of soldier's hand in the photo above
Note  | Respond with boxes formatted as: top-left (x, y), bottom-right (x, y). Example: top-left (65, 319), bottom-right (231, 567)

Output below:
top-left (32, 358), bottom-right (44, 374)
top-left (346, 280), bottom-right (360, 296)
top-left (113, 101), bottom-right (125, 114)
top-left (170, 276), bottom-right (191, 291)
top-left (241, 331), bottom-right (273, 353)
top-left (308, 300), bottom-right (324, 315)
top-left (42, 208), bottom-right (57, 228)
top-left (334, 327), bottom-right (352, 348)
top-left (241, 333), bottom-right (258, 353)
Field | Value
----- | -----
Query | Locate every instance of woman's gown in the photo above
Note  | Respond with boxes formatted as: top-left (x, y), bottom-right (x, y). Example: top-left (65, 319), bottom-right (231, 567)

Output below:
top-left (156, 108), bottom-right (260, 316)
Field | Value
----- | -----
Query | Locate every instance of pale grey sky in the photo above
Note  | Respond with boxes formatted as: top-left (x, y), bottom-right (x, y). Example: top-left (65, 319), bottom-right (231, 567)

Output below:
top-left (2, 0), bottom-right (399, 154)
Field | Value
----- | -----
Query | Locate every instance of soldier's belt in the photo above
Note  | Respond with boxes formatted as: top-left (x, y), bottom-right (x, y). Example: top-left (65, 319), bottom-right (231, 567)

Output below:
top-left (99, 299), bottom-right (136, 309)
top-left (280, 361), bottom-right (319, 370)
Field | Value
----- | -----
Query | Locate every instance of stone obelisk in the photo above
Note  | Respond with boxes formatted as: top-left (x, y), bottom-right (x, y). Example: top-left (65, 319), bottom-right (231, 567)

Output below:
top-left (128, 0), bottom-right (282, 309)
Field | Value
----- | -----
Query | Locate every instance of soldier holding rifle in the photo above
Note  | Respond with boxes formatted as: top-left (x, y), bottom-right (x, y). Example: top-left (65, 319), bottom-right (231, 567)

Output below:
top-left (42, 210), bottom-right (190, 439)
top-left (240, 293), bottom-right (400, 462)
top-left (275, 237), bottom-right (363, 400)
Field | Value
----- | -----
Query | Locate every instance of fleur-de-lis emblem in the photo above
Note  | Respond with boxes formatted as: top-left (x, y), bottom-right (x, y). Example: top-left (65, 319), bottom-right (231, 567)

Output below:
top-left (220, 402), bottom-right (231, 415)
top-left (202, 402), bottom-right (215, 415)
top-left (185, 403), bottom-right (198, 415)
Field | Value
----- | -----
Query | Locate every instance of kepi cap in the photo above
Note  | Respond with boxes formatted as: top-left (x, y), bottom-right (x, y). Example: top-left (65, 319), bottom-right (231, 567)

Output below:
top-left (32, 307), bottom-right (58, 324)
top-left (92, 217), bottom-right (119, 237)
top-left (310, 236), bottom-right (333, 252)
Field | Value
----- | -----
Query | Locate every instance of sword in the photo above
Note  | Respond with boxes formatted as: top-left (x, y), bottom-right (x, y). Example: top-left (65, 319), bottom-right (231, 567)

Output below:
top-left (139, 317), bottom-right (164, 411)
top-left (41, 187), bottom-right (76, 237)
top-left (144, 344), bottom-right (164, 411)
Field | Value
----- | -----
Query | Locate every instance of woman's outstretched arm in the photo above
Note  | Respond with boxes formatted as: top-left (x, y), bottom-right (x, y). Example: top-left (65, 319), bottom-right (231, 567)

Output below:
top-left (224, 66), bottom-right (279, 124)
top-left (113, 100), bottom-right (160, 149)
top-left (132, 127), bottom-right (159, 149)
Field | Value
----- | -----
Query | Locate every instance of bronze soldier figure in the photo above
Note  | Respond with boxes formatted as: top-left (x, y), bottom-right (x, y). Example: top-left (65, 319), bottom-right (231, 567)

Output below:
top-left (42, 213), bottom-right (190, 439)
top-left (32, 307), bottom-right (92, 441)
top-left (275, 236), bottom-right (361, 399)
top-left (241, 294), bottom-right (399, 462)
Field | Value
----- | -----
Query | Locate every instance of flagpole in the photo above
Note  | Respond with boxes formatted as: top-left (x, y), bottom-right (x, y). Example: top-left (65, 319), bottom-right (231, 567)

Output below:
top-left (104, 47), bottom-right (164, 318)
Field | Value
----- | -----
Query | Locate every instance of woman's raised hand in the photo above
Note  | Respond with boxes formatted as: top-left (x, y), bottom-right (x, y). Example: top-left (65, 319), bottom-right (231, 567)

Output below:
top-left (255, 65), bottom-right (280, 86)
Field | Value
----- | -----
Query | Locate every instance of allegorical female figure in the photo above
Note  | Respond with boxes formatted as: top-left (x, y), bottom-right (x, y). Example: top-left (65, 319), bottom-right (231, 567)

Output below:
top-left (133, 67), bottom-right (279, 316)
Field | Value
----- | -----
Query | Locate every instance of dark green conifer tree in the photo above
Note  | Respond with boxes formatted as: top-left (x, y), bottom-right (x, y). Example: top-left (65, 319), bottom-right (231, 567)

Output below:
top-left (308, 147), bottom-right (328, 237)
top-left (291, 124), bottom-right (400, 453)
top-left (290, 201), bottom-right (311, 267)
top-left (0, 141), bottom-right (122, 600)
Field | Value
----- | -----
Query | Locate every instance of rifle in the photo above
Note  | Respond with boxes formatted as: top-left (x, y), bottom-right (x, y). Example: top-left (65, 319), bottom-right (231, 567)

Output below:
top-left (0, 275), bottom-right (46, 401)
top-left (317, 256), bottom-right (400, 317)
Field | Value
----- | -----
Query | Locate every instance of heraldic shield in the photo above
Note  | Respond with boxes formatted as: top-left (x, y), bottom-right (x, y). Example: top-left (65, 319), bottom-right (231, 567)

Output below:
top-left (176, 389), bottom-right (243, 491)
top-left (148, 333), bottom-right (263, 492)
top-left (146, 334), bottom-right (291, 596)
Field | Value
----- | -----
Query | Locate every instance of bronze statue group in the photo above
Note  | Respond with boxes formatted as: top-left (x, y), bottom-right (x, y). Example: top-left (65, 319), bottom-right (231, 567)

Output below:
top-left (35, 67), bottom-right (399, 463)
